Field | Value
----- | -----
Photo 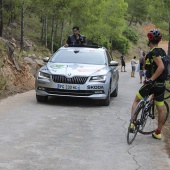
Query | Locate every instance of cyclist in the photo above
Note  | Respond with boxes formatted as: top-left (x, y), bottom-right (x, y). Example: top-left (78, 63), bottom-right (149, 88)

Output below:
top-left (130, 29), bottom-right (166, 140)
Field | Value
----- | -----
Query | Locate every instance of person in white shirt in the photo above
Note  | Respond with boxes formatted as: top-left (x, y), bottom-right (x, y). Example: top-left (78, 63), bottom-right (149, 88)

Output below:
top-left (131, 56), bottom-right (138, 77)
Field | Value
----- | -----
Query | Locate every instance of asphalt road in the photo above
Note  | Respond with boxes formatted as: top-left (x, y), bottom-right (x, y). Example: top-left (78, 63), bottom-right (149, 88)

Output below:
top-left (0, 62), bottom-right (170, 170)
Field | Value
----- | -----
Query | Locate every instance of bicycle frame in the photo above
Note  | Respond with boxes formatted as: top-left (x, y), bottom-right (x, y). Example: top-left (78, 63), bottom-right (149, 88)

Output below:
top-left (137, 96), bottom-right (154, 127)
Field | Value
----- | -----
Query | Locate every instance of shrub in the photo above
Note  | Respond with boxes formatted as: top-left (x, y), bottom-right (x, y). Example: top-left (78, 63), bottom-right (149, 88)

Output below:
top-left (123, 28), bottom-right (139, 44)
top-left (0, 74), bottom-right (7, 94)
top-left (111, 36), bottom-right (130, 53)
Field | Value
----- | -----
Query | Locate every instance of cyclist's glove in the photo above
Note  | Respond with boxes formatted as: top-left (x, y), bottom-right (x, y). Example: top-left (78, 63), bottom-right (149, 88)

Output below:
top-left (145, 79), bottom-right (154, 86)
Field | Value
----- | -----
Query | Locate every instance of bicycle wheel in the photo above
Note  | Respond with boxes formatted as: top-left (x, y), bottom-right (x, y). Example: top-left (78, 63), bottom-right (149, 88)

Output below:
top-left (139, 100), bottom-right (169, 135)
top-left (127, 101), bottom-right (144, 145)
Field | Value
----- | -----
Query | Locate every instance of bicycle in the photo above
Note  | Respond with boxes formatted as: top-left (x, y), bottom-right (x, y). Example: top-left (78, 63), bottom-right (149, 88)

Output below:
top-left (127, 88), bottom-right (170, 145)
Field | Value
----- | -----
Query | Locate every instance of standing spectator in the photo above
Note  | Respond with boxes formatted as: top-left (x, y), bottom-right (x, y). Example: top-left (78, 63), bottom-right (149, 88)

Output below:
top-left (139, 52), bottom-right (145, 83)
top-left (142, 52), bottom-right (146, 80)
top-left (137, 48), bottom-right (143, 76)
top-left (120, 53), bottom-right (126, 72)
top-left (139, 48), bottom-right (143, 57)
top-left (131, 56), bottom-right (138, 77)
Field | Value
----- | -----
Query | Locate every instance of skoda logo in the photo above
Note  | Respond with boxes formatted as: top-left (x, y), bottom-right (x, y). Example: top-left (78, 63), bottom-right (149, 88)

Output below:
top-left (68, 73), bottom-right (71, 76)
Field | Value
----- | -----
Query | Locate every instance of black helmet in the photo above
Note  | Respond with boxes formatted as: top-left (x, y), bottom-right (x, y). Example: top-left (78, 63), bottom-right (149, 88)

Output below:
top-left (147, 29), bottom-right (162, 42)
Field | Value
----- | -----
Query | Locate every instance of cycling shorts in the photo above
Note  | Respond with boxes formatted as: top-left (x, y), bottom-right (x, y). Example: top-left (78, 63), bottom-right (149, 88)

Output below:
top-left (137, 82), bottom-right (165, 106)
top-left (139, 63), bottom-right (143, 70)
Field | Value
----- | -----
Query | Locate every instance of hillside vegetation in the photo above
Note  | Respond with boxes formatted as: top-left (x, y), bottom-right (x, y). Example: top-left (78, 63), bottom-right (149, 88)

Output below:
top-left (0, 0), bottom-right (169, 98)
top-left (0, 13), bottom-right (51, 99)
top-left (0, 0), bottom-right (170, 52)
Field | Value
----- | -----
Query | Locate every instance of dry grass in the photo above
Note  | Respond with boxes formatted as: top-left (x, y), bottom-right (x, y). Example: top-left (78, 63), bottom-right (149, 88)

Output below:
top-left (0, 74), bottom-right (7, 94)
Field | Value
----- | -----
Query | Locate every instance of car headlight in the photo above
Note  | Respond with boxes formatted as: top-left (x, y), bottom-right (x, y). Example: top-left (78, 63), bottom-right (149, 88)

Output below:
top-left (38, 72), bottom-right (50, 79)
top-left (90, 75), bottom-right (107, 83)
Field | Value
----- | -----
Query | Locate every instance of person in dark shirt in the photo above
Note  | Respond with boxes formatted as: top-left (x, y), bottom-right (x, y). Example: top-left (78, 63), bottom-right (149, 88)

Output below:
top-left (64, 26), bottom-right (86, 47)
top-left (120, 53), bottom-right (126, 72)
top-left (139, 52), bottom-right (146, 83)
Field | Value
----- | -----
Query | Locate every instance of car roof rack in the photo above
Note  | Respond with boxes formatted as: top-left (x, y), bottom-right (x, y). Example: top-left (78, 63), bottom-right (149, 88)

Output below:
top-left (68, 44), bottom-right (102, 48)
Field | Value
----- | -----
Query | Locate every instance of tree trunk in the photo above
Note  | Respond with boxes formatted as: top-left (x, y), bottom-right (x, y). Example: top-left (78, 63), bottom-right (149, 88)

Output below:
top-left (20, 0), bottom-right (25, 51)
top-left (129, 15), bottom-right (134, 27)
top-left (8, 13), bottom-right (12, 26)
top-left (110, 37), bottom-right (113, 55)
top-left (135, 18), bottom-right (138, 25)
top-left (54, 23), bottom-right (58, 49)
top-left (51, 17), bottom-right (55, 53)
top-left (40, 17), bottom-right (43, 42)
top-left (59, 20), bottom-right (64, 47)
top-left (168, 22), bottom-right (170, 56)
top-left (69, 12), bottom-right (72, 26)
top-left (0, 0), bottom-right (3, 37)
top-left (45, 16), bottom-right (48, 47)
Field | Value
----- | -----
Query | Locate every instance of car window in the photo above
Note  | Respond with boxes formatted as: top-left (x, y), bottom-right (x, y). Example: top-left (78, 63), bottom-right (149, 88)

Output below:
top-left (106, 50), bottom-right (112, 63)
top-left (49, 49), bottom-right (106, 65)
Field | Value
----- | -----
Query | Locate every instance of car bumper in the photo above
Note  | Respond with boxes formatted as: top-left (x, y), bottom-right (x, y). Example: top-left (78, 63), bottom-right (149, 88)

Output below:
top-left (35, 79), bottom-right (109, 99)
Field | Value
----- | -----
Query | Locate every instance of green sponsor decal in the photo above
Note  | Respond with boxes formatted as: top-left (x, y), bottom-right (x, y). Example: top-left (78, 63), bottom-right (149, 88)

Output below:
top-left (51, 65), bottom-right (64, 69)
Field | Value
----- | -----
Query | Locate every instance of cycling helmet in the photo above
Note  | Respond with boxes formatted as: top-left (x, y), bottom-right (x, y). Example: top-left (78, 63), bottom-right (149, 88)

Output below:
top-left (147, 29), bottom-right (162, 42)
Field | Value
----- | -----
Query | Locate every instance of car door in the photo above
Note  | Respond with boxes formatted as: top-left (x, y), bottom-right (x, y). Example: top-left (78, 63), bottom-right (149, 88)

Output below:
top-left (106, 50), bottom-right (118, 91)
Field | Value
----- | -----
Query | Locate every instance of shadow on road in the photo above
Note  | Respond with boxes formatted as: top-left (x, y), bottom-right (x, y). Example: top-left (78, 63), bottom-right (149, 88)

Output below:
top-left (36, 96), bottom-right (109, 108)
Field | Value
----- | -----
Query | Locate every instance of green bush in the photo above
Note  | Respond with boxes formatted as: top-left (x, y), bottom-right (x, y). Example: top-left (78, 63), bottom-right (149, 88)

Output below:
top-left (0, 75), bottom-right (7, 94)
top-left (111, 36), bottom-right (130, 53)
top-left (123, 28), bottom-right (139, 44)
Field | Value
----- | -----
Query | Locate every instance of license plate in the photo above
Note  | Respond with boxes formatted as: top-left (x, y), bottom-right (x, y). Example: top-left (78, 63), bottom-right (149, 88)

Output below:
top-left (57, 84), bottom-right (80, 90)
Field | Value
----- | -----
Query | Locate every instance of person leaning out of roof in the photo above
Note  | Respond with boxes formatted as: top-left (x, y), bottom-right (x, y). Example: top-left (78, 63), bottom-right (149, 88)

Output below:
top-left (64, 26), bottom-right (86, 47)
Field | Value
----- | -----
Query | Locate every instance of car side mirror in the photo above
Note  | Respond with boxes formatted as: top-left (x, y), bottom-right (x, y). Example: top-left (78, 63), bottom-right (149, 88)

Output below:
top-left (42, 57), bottom-right (49, 62)
top-left (109, 61), bottom-right (119, 66)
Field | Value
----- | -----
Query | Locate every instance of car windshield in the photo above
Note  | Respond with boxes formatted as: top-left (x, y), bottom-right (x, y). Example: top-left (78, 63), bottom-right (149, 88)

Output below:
top-left (49, 49), bottom-right (106, 65)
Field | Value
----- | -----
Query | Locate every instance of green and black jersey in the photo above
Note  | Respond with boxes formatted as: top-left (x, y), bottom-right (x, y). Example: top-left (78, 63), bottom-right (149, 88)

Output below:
top-left (145, 47), bottom-right (166, 82)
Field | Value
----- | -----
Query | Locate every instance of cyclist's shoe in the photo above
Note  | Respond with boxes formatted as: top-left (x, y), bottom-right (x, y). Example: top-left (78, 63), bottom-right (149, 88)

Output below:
top-left (152, 132), bottom-right (162, 140)
top-left (129, 123), bottom-right (135, 133)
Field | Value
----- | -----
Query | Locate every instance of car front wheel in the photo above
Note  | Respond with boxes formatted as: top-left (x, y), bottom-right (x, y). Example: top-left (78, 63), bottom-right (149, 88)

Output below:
top-left (36, 94), bottom-right (48, 102)
top-left (110, 84), bottom-right (118, 97)
top-left (98, 88), bottom-right (110, 106)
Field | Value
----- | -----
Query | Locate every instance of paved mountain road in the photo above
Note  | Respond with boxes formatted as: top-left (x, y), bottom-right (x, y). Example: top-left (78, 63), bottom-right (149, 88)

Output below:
top-left (0, 62), bottom-right (170, 170)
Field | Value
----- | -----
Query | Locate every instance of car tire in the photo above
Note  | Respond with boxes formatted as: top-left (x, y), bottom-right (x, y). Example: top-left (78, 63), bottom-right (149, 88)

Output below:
top-left (110, 84), bottom-right (118, 97)
top-left (98, 87), bottom-right (110, 106)
top-left (36, 94), bottom-right (48, 102)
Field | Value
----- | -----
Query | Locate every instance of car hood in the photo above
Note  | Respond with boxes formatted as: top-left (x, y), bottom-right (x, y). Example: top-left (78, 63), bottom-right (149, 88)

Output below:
top-left (45, 63), bottom-right (108, 76)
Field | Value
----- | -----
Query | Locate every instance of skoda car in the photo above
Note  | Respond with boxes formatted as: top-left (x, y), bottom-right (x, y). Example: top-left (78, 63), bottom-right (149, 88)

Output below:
top-left (35, 45), bottom-right (119, 106)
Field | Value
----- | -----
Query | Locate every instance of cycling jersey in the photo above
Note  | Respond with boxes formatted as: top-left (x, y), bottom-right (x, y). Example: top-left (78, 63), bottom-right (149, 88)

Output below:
top-left (145, 47), bottom-right (166, 82)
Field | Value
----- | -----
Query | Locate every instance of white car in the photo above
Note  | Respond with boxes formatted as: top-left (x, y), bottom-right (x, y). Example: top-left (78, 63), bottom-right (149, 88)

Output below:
top-left (35, 45), bottom-right (119, 106)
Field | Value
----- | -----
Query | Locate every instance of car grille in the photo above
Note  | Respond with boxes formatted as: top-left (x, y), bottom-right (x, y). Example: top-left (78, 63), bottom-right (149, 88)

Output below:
top-left (44, 88), bottom-right (97, 96)
top-left (52, 75), bottom-right (88, 84)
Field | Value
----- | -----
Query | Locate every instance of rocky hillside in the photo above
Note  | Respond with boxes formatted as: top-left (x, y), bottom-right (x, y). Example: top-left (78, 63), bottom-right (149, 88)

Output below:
top-left (0, 24), bottom-right (50, 99)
